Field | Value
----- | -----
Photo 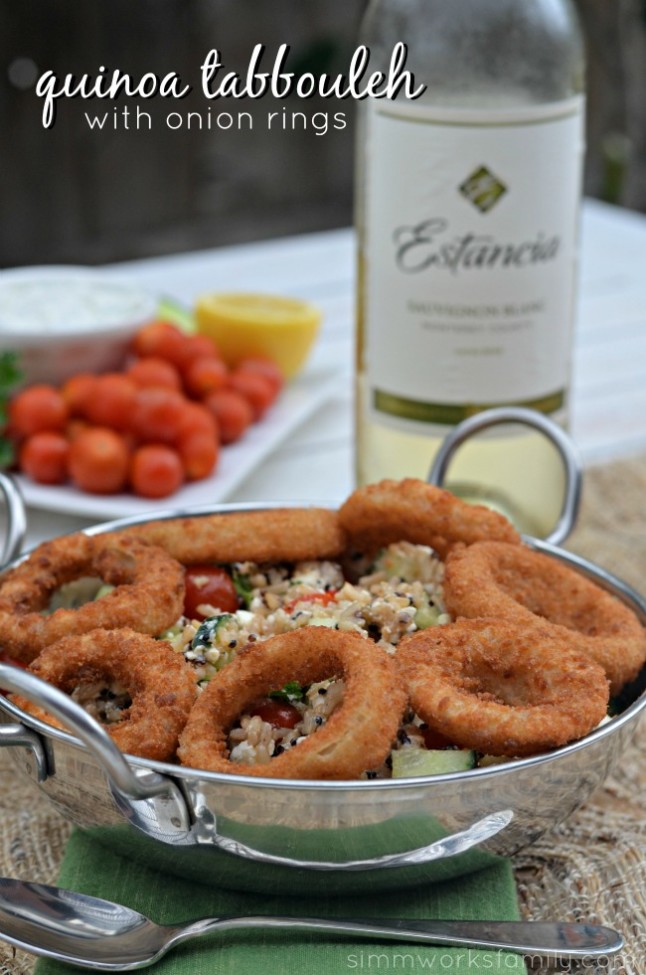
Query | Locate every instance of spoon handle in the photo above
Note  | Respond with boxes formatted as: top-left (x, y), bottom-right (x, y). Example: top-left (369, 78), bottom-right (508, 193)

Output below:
top-left (175, 916), bottom-right (624, 960)
top-left (0, 876), bottom-right (624, 970)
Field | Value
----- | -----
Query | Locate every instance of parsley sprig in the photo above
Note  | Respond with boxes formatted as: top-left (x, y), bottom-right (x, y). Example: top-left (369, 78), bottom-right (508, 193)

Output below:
top-left (269, 681), bottom-right (306, 703)
top-left (0, 352), bottom-right (22, 468)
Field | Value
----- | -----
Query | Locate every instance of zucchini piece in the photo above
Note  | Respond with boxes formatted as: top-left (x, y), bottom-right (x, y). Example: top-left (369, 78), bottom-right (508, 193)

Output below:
top-left (391, 747), bottom-right (477, 778)
top-left (191, 613), bottom-right (234, 650)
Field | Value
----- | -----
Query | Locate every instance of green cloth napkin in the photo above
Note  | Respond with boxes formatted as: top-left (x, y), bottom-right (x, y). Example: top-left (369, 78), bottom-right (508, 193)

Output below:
top-left (35, 830), bottom-right (526, 974)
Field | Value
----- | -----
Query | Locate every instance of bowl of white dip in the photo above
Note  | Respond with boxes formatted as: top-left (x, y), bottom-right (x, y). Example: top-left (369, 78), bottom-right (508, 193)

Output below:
top-left (0, 267), bottom-right (157, 387)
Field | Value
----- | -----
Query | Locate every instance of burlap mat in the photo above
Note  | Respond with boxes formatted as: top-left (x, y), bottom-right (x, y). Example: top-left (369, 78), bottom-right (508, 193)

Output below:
top-left (1, 454), bottom-right (645, 975)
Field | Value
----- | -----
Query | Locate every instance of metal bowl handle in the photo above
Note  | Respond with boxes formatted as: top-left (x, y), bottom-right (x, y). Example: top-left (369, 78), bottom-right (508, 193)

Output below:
top-left (0, 472), bottom-right (27, 567)
top-left (0, 664), bottom-right (187, 810)
top-left (191, 808), bottom-right (513, 871)
top-left (0, 665), bottom-right (513, 871)
top-left (427, 407), bottom-right (583, 546)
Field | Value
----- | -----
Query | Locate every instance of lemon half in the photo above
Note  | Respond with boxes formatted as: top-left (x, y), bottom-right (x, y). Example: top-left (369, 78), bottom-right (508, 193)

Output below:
top-left (194, 292), bottom-right (321, 379)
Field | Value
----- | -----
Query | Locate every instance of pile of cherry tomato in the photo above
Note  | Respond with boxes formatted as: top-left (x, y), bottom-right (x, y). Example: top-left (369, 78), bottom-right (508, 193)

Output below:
top-left (5, 321), bottom-right (284, 499)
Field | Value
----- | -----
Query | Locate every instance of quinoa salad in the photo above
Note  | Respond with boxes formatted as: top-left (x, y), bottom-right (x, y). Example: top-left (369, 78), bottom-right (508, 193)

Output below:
top-left (44, 538), bottom-right (611, 777)
top-left (160, 541), bottom-right (453, 777)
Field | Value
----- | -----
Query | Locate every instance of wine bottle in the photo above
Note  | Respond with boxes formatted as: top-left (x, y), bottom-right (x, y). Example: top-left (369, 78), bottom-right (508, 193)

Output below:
top-left (355, 0), bottom-right (585, 537)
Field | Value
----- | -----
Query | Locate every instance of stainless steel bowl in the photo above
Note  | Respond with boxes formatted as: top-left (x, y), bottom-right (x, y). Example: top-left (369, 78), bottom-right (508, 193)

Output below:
top-left (0, 411), bottom-right (644, 896)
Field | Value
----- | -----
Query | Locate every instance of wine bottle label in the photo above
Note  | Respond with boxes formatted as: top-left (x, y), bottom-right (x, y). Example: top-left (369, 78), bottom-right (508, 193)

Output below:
top-left (363, 96), bottom-right (585, 433)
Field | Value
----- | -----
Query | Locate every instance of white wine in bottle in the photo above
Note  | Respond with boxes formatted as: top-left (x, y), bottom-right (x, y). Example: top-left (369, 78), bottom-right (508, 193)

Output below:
top-left (355, 0), bottom-right (585, 537)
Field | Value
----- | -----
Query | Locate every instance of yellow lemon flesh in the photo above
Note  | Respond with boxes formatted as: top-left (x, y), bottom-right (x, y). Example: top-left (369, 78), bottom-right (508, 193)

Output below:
top-left (194, 292), bottom-right (322, 379)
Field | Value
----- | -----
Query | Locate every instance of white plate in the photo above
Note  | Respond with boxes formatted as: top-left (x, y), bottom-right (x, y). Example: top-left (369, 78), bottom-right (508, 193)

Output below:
top-left (15, 368), bottom-right (339, 520)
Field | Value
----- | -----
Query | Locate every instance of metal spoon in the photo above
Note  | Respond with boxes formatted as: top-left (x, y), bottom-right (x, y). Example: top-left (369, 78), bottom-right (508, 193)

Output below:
top-left (0, 877), bottom-right (623, 971)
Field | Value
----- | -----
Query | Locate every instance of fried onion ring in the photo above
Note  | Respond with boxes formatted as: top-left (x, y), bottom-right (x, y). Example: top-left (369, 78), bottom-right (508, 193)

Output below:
top-left (11, 628), bottom-right (197, 762)
top-left (443, 541), bottom-right (646, 695)
top-left (0, 533), bottom-right (185, 663)
top-left (396, 618), bottom-right (609, 757)
top-left (338, 479), bottom-right (520, 560)
top-left (177, 628), bottom-right (407, 778)
top-left (120, 507), bottom-right (347, 565)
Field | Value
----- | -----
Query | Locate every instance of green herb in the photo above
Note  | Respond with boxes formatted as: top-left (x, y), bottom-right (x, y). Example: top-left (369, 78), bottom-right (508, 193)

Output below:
top-left (0, 352), bottom-right (22, 469)
top-left (269, 680), bottom-right (306, 703)
top-left (157, 296), bottom-right (195, 333)
top-left (0, 439), bottom-right (15, 469)
top-left (232, 570), bottom-right (253, 608)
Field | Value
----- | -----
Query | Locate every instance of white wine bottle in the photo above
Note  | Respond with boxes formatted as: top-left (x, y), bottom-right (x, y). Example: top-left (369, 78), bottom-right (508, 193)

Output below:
top-left (355, 0), bottom-right (585, 537)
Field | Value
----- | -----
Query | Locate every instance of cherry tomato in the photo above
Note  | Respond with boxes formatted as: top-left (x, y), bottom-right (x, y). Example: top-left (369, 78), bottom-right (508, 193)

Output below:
top-left (84, 374), bottom-right (137, 431)
top-left (130, 444), bottom-right (184, 498)
top-left (127, 357), bottom-right (182, 390)
top-left (60, 373), bottom-right (97, 416)
top-left (202, 389), bottom-right (253, 445)
top-left (176, 401), bottom-right (218, 440)
top-left (420, 726), bottom-right (454, 750)
top-left (249, 697), bottom-right (301, 729)
top-left (237, 357), bottom-right (284, 395)
top-left (181, 333), bottom-right (221, 365)
top-left (131, 388), bottom-right (189, 444)
top-left (183, 357), bottom-right (228, 399)
top-left (68, 427), bottom-right (130, 494)
top-left (8, 385), bottom-right (68, 437)
top-left (184, 565), bottom-right (239, 619)
top-left (228, 370), bottom-right (276, 420)
top-left (284, 590), bottom-right (338, 613)
top-left (66, 418), bottom-right (91, 441)
top-left (131, 321), bottom-right (191, 366)
top-left (178, 430), bottom-right (219, 481)
top-left (19, 432), bottom-right (69, 485)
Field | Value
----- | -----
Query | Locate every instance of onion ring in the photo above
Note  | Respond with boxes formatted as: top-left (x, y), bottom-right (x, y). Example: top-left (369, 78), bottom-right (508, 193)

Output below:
top-left (338, 479), bottom-right (520, 560)
top-left (11, 628), bottom-right (197, 762)
top-left (396, 618), bottom-right (609, 757)
top-left (0, 533), bottom-right (185, 663)
top-left (177, 628), bottom-right (407, 779)
top-left (443, 541), bottom-right (646, 695)
top-left (121, 507), bottom-right (347, 564)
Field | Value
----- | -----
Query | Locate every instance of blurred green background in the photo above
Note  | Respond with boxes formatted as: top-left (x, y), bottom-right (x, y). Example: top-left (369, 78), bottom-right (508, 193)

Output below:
top-left (2, 0), bottom-right (644, 267)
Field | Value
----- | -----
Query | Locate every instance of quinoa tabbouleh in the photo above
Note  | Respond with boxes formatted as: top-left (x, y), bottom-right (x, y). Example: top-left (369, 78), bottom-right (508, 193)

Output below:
top-left (162, 541), bottom-right (448, 684)
top-left (160, 541), bottom-right (449, 775)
